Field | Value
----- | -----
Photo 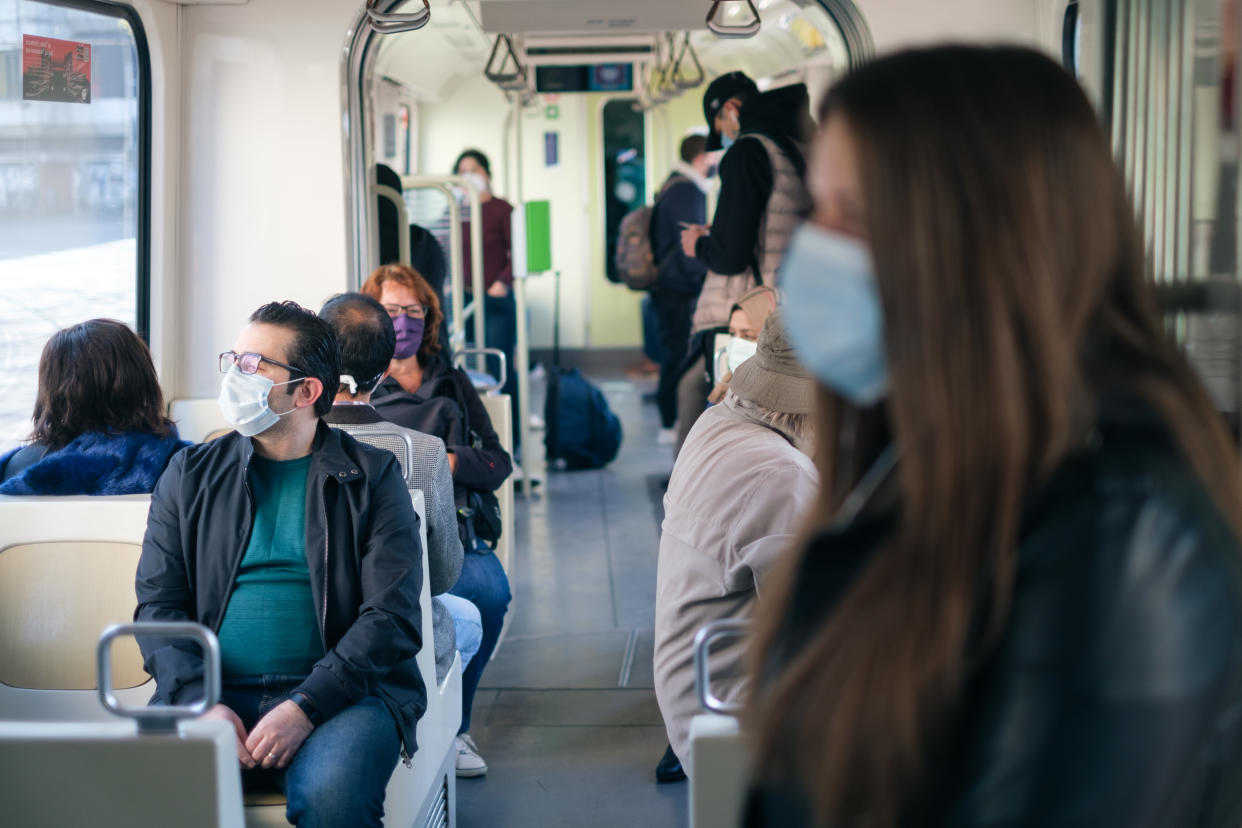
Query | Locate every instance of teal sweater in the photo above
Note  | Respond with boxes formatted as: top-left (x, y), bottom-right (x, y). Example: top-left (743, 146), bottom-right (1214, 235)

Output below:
top-left (217, 455), bottom-right (324, 679)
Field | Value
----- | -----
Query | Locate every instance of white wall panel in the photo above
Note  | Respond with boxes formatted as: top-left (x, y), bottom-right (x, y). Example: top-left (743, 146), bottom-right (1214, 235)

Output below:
top-left (177, 0), bottom-right (357, 398)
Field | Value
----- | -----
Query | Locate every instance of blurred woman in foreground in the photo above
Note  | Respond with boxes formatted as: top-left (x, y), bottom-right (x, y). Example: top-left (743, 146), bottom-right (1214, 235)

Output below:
top-left (745, 45), bottom-right (1242, 827)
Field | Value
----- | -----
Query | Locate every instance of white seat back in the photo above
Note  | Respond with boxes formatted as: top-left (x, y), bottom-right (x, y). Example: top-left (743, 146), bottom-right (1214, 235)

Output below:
top-left (688, 619), bottom-right (752, 827)
top-left (479, 393), bottom-right (515, 579)
top-left (0, 495), bottom-right (154, 721)
top-left (689, 713), bottom-right (748, 828)
top-left (1, 719), bottom-right (246, 828)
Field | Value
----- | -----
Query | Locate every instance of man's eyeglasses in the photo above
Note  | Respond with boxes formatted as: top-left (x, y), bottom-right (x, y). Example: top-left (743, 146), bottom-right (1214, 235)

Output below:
top-left (219, 351), bottom-right (305, 377)
top-left (383, 303), bottom-right (426, 320)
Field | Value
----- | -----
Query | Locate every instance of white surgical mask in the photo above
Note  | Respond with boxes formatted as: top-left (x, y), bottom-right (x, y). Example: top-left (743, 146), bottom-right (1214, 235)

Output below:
top-left (780, 224), bottom-right (888, 406)
top-left (460, 172), bottom-right (489, 197)
top-left (726, 336), bottom-right (758, 374)
top-left (217, 366), bottom-right (300, 437)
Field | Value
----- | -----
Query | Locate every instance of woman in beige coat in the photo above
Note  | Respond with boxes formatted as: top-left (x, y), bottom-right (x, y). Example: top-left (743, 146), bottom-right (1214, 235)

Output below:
top-left (654, 311), bottom-right (818, 780)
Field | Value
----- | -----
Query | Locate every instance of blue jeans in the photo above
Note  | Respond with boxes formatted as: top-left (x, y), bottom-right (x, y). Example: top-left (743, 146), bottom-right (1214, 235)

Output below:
top-left (438, 592), bottom-right (483, 671)
top-left (221, 675), bottom-right (400, 828)
top-left (447, 544), bottom-right (511, 733)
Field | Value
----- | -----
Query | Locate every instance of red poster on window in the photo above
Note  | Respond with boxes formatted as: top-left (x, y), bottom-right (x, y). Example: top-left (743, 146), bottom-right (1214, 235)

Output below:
top-left (22, 34), bottom-right (91, 104)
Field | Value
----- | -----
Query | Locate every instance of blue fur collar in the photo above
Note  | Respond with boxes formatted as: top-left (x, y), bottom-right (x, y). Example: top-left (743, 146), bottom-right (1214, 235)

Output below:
top-left (0, 430), bottom-right (189, 496)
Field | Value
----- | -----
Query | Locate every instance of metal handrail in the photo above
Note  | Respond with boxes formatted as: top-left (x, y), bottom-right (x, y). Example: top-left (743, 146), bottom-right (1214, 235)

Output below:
top-left (98, 622), bottom-right (220, 733)
top-left (454, 347), bottom-right (508, 394)
top-left (671, 32), bottom-right (706, 89)
top-left (366, 0), bottom-right (431, 34)
top-left (486, 34), bottom-right (529, 91)
top-left (399, 175), bottom-right (486, 352)
top-left (693, 619), bottom-right (749, 715)
top-left (706, 0), bottom-right (762, 39)
top-left (375, 183), bottom-right (411, 266)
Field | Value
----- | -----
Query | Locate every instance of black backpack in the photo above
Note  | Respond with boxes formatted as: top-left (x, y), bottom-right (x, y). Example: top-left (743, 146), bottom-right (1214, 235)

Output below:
top-left (372, 371), bottom-right (502, 549)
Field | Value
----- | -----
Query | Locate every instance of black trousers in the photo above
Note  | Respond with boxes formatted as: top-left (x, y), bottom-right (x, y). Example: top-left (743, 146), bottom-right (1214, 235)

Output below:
top-left (652, 289), bottom-right (696, 429)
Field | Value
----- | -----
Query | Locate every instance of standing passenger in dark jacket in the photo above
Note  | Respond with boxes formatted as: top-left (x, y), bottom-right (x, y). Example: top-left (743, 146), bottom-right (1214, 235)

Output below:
top-left (135, 301), bottom-right (424, 828)
top-left (676, 73), bottom-right (815, 451)
top-left (650, 134), bottom-right (710, 434)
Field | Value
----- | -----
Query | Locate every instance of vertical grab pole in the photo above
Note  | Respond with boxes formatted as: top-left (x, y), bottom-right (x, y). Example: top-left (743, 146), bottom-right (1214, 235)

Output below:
top-left (464, 179), bottom-right (486, 358)
top-left (512, 93), bottom-right (536, 484)
top-left (445, 187), bottom-right (466, 351)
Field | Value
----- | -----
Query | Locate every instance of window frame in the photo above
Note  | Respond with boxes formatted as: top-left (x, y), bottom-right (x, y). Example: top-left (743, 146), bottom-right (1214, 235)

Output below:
top-left (26, 0), bottom-right (152, 341)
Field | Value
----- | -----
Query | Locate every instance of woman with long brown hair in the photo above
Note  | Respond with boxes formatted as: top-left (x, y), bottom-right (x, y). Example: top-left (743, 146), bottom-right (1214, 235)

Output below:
top-left (745, 46), bottom-right (1242, 826)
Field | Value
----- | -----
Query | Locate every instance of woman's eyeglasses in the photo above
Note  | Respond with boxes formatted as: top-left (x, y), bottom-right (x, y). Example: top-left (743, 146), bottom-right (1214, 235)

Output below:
top-left (383, 303), bottom-right (426, 319)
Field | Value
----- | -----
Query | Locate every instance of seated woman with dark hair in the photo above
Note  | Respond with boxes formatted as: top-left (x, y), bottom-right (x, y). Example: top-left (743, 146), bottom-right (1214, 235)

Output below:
top-left (0, 318), bottom-right (188, 494)
top-left (361, 262), bottom-right (512, 779)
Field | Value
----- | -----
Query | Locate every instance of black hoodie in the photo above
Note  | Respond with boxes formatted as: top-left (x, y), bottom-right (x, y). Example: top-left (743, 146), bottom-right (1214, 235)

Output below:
top-left (694, 83), bottom-right (814, 277)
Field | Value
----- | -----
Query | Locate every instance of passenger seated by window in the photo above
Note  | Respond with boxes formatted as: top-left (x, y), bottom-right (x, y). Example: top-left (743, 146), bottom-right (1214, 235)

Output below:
top-left (361, 263), bottom-right (512, 779)
top-left (654, 311), bottom-right (817, 783)
top-left (0, 318), bottom-right (187, 494)
top-left (745, 46), bottom-right (1242, 827)
top-left (706, 286), bottom-right (780, 406)
top-left (135, 301), bottom-right (425, 828)
top-left (318, 291), bottom-right (481, 683)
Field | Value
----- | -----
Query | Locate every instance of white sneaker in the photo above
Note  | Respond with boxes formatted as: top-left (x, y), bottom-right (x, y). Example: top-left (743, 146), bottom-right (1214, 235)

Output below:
top-left (657, 428), bottom-right (677, 445)
top-left (455, 734), bottom-right (487, 777)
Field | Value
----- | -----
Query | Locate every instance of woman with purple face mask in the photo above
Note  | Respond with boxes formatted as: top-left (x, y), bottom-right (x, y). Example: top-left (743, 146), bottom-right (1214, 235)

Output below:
top-left (361, 263), bottom-right (513, 780)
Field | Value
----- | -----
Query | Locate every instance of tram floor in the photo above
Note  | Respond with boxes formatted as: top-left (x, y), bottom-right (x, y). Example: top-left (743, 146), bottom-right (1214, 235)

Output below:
top-left (459, 370), bottom-right (689, 828)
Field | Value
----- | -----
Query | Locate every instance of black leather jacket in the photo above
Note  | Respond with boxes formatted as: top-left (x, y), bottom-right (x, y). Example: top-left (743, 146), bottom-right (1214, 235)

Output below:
top-left (747, 408), bottom-right (1242, 826)
top-left (135, 422), bottom-right (427, 757)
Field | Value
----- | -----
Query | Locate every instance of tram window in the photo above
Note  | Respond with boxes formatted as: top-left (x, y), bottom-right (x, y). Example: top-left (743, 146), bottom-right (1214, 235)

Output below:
top-left (601, 99), bottom-right (646, 283)
top-left (0, 0), bottom-right (149, 450)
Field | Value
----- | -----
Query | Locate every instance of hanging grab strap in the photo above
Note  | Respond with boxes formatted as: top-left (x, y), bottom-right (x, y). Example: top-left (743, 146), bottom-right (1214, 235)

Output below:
top-left (670, 33), bottom-right (706, 89)
top-left (706, 0), bottom-right (762, 39)
top-left (366, 0), bottom-right (431, 34)
top-left (486, 34), bottom-right (529, 90)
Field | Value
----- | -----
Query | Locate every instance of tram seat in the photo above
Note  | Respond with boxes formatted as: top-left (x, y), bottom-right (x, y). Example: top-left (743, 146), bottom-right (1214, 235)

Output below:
top-left (479, 392), bottom-right (515, 579)
top-left (0, 490), bottom-right (457, 827)
top-left (688, 713), bottom-right (748, 828)
top-left (687, 619), bottom-right (751, 828)
top-left (169, 398), bottom-right (233, 443)
top-left (1, 717), bottom-right (247, 827)
top-left (245, 489), bottom-right (460, 828)
top-left (0, 494), bottom-right (154, 721)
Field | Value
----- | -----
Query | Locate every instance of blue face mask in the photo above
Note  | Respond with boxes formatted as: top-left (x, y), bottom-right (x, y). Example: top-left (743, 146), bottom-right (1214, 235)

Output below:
top-left (721, 133), bottom-right (735, 151)
top-left (779, 224), bottom-right (888, 406)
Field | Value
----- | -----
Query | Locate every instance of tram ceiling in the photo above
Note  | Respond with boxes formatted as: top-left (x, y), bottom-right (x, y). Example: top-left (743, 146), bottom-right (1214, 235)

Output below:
top-left (372, 0), bottom-right (845, 102)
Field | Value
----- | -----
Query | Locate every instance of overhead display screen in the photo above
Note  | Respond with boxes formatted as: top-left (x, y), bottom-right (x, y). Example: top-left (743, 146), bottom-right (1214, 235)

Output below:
top-left (535, 63), bottom-right (633, 94)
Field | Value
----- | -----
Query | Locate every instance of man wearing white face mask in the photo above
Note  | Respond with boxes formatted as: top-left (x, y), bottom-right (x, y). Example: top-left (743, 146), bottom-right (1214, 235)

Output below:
top-left (136, 301), bottom-right (426, 827)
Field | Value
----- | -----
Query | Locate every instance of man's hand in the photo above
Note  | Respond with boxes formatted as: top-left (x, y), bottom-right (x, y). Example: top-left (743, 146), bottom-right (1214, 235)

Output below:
top-left (245, 699), bottom-right (314, 770)
top-left (680, 224), bottom-right (709, 258)
top-left (486, 281), bottom-right (510, 298)
top-left (447, 452), bottom-right (459, 476)
top-left (202, 703), bottom-right (254, 769)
